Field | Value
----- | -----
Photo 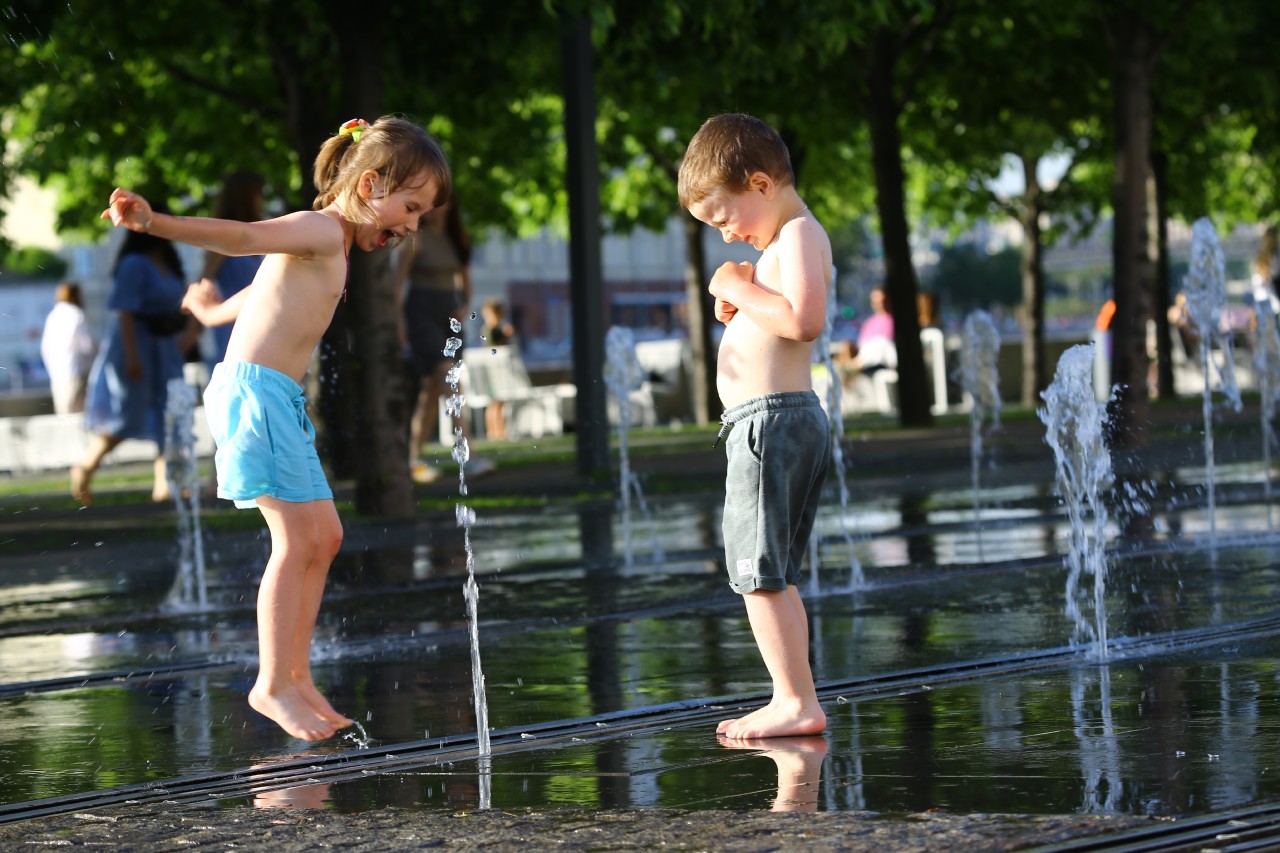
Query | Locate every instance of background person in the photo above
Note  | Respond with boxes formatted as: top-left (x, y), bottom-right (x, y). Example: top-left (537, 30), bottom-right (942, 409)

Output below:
top-left (40, 281), bottom-right (97, 415)
top-left (851, 286), bottom-right (896, 374)
top-left (75, 205), bottom-right (196, 504)
top-left (200, 171), bottom-right (266, 369)
top-left (396, 197), bottom-right (492, 480)
top-left (479, 297), bottom-right (517, 439)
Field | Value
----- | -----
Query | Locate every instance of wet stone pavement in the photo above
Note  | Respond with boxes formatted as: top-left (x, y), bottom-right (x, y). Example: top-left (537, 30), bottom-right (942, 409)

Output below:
top-left (3, 417), bottom-right (1280, 850)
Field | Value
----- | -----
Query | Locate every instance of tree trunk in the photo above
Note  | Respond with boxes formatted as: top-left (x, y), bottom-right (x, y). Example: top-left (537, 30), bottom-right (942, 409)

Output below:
top-left (1107, 14), bottom-right (1155, 447)
top-left (335, 9), bottom-right (413, 516)
top-left (1150, 148), bottom-right (1175, 400)
top-left (866, 33), bottom-right (931, 428)
top-left (1019, 154), bottom-right (1047, 408)
top-left (682, 213), bottom-right (719, 424)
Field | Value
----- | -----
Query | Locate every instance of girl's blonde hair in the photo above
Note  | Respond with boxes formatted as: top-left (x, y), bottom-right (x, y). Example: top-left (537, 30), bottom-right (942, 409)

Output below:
top-left (313, 115), bottom-right (452, 226)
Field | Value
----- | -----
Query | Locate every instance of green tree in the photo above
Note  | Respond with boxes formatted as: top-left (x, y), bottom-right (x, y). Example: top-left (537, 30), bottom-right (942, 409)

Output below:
top-left (922, 0), bottom-right (1110, 406)
top-left (929, 244), bottom-right (1022, 310)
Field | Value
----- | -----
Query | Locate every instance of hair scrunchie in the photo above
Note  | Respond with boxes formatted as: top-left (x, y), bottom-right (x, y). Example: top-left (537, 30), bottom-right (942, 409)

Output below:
top-left (339, 118), bottom-right (370, 143)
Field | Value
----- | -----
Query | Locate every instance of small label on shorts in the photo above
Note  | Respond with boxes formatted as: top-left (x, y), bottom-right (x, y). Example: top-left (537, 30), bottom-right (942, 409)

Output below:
top-left (736, 559), bottom-right (754, 576)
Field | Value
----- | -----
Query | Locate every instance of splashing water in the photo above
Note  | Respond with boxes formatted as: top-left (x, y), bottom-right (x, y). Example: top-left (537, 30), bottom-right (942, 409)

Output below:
top-left (603, 326), bottom-right (662, 567)
top-left (162, 377), bottom-right (207, 611)
top-left (1039, 345), bottom-right (1114, 658)
top-left (444, 316), bottom-right (491, 806)
top-left (1183, 218), bottom-right (1242, 549)
top-left (810, 275), bottom-right (863, 591)
top-left (1253, 305), bottom-right (1280, 531)
top-left (342, 721), bottom-right (373, 749)
top-left (959, 310), bottom-right (1002, 562)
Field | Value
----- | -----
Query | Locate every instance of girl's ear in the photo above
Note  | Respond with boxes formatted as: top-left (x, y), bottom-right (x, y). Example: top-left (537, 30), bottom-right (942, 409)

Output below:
top-left (357, 169), bottom-right (381, 199)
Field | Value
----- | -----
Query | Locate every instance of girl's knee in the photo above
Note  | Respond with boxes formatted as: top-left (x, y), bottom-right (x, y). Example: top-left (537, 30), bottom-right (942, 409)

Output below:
top-left (319, 519), bottom-right (343, 562)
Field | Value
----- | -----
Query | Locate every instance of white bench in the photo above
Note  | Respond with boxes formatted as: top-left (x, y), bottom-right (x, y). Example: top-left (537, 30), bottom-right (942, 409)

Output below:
top-left (0, 407), bottom-right (216, 474)
top-left (442, 346), bottom-right (577, 440)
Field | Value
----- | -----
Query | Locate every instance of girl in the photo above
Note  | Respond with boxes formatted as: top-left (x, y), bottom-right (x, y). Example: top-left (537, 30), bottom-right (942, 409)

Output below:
top-left (102, 115), bottom-right (452, 741)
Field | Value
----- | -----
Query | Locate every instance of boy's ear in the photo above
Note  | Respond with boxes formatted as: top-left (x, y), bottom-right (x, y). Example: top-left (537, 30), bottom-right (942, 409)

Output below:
top-left (747, 171), bottom-right (776, 198)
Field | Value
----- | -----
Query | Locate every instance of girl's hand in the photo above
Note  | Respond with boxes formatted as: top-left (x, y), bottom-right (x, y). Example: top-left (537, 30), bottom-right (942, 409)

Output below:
top-left (101, 188), bottom-right (155, 232)
top-left (181, 279), bottom-right (224, 324)
top-left (124, 356), bottom-right (144, 382)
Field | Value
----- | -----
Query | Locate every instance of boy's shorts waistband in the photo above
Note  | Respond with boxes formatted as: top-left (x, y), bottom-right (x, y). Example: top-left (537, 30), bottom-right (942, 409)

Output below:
top-left (721, 390), bottom-right (821, 423)
top-left (210, 361), bottom-right (304, 396)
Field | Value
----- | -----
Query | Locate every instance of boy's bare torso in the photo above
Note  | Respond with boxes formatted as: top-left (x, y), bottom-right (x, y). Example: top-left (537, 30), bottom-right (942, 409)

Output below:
top-left (716, 226), bottom-right (830, 410)
top-left (223, 213), bottom-right (347, 384)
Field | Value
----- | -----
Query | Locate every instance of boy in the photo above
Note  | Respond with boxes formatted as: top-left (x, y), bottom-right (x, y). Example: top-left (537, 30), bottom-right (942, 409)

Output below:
top-left (678, 113), bottom-right (832, 739)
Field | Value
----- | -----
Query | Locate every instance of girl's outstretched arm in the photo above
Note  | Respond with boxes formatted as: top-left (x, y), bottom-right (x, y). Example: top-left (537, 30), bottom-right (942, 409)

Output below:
top-left (103, 188), bottom-right (341, 260)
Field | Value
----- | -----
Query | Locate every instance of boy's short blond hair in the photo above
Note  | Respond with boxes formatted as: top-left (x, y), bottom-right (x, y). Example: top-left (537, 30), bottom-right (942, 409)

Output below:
top-left (677, 113), bottom-right (794, 209)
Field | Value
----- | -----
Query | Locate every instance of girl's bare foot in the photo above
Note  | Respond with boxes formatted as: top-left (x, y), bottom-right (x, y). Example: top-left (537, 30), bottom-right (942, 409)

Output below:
top-left (249, 686), bottom-right (339, 741)
top-left (298, 681), bottom-right (354, 727)
top-left (717, 700), bottom-right (826, 739)
top-left (70, 466), bottom-right (93, 506)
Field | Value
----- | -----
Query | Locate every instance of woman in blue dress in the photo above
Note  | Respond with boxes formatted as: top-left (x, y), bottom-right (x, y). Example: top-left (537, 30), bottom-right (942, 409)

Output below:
top-left (72, 216), bottom-right (195, 505)
top-left (200, 171), bottom-right (265, 369)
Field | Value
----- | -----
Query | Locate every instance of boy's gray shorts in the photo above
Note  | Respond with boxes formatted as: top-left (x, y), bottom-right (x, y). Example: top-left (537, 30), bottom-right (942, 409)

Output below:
top-left (720, 391), bottom-right (831, 594)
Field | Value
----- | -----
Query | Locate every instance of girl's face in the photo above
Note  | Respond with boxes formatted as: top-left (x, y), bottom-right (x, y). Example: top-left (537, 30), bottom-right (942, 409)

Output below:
top-left (356, 170), bottom-right (441, 251)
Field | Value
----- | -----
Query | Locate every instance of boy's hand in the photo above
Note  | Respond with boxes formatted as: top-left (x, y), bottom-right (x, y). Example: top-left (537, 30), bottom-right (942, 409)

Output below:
top-left (101, 188), bottom-right (155, 232)
top-left (714, 297), bottom-right (738, 324)
top-left (182, 279), bottom-right (224, 323)
top-left (709, 260), bottom-right (754, 295)
top-left (709, 261), bottom-right (752, 325)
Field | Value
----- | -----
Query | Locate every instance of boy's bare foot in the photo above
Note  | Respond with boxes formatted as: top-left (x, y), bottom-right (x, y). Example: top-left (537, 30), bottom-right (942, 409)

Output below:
top-left (249, 686), bottom-right (339, 741)
top-left (716, 700), bottom-right (826, 739)
top-left (70, 466), bottom-right (92, 506)
top-left (298, 681), bottom-right (354, 727)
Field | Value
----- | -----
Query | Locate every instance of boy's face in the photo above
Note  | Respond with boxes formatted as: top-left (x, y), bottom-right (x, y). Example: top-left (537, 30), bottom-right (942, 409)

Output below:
top-left (687, 174), bottom-right (777, 251)
top-left (358, 170), bottom-right (440, 251)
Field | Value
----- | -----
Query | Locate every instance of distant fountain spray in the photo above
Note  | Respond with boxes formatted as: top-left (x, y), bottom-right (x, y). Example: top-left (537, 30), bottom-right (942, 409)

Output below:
top-left (443, 317), bottom-right (491, 808)
top-left (959, 310), bottom-right (1002, 563)
top-left (162, 377), bottom-right (207, 610)
top-left (1039, 345), bottom-right (1114, 659)
top-left (1183, 217), bottom-right (1242, 549)
top-left (603, 326), bottom-right (661, 567)
top-left (1253, 305), bottom-right (1280, 531)
top-left (811, 275), bottom-right (863, 591)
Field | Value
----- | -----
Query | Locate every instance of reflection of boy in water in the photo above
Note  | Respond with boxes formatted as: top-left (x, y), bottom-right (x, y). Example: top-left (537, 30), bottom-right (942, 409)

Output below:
top-left (719, 735), bottom-right (828, 812)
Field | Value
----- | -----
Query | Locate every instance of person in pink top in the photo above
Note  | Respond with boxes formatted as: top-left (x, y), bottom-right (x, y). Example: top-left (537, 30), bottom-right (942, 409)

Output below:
top-left (852, 286), bottom-right (896, 374)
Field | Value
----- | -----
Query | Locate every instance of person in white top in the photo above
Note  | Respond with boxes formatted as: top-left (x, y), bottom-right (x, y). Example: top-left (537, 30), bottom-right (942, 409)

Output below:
top-left (40, 282), bottom-right (97, 415)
